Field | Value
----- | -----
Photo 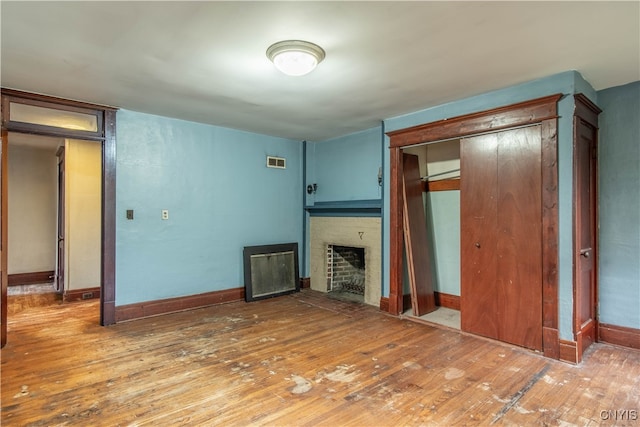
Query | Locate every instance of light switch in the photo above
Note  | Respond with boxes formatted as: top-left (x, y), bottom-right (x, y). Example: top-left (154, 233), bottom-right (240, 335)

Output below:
top-left (161, 209), bottom-right (169, 220)
top-left (126, 209), bottom-right (134, 220)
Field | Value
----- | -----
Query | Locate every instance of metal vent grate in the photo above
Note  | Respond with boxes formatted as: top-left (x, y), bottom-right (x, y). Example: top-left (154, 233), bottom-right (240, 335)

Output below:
top-left (267, 156), bottom-right (286, 169)
top-left (243, 243), bottom-right (300, 302)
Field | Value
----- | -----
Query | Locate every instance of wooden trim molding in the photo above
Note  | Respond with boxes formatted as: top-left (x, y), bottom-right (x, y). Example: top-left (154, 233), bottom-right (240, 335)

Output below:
top-left (543, 327), bottom-right (560, 360)
top-left (64, 287), bottom-right (101, 303)
top-left (1, 88), bottom-right (118, 112)
top-left (574, 93), bottom-right (602, 127)
top-left (434, 292), bottom-right (460, 310)
top-left (8, 271), bottom-right (54, 286)
top-left (559, 339), bottom-right (579, 364)
top-left (422, 178), bottom-right (460, 192)
top-left (115, 287), bottom-right (245, 323)
top-left (599, 323), bottom-right (640, 350)
top-left (541, 117), bottom-right (560, 359)
top-left (101, 109), bottom-right (117, 326)
top-left (388, 146), bottom-right (403, 315)
top-left (379, 296), bottom-right (389, 313)
top-left (387, 94), bottom-right (562, 148)
top-left (395, 292), bottom-right (461, 312)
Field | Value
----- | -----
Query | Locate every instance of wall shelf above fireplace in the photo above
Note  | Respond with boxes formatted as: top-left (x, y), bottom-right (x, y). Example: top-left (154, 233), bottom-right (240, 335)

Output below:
top-left (305, 199), bottom-right (382, 217)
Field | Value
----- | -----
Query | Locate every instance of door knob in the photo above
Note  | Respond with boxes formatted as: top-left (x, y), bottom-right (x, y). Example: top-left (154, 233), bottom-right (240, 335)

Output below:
top-left (580, 250), bottom-right (590, 258)
top-left (475, 242), bottom-right (481, 248)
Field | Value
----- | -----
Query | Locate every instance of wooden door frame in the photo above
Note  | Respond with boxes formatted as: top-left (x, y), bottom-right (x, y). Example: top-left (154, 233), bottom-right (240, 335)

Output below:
top-left (0, 89), bottom-right (117, 344)
top-left (1, 129), bottom-right (8, 347)
top-left (386, 94), bottom-right (562, 359)
top-left (56, 146), bottom-right (66, 293)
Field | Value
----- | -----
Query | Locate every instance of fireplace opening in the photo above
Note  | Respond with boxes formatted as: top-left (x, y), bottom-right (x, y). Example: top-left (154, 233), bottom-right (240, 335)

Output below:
top-left (327, 245), bottom-right (365, 303)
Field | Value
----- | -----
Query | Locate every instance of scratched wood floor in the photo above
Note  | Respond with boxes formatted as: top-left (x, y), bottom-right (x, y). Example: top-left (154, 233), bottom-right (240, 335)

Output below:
top-left (2, 289), bottom-right (639, 426)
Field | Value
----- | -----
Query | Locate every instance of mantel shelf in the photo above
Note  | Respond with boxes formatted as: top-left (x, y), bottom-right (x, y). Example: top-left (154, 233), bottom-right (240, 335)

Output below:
top-left (305, 199), bottom-right (382, 217)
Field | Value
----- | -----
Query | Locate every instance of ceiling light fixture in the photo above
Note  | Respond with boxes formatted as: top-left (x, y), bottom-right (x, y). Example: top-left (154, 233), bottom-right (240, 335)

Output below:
top-left (266, 40), bottom-right (325, 77)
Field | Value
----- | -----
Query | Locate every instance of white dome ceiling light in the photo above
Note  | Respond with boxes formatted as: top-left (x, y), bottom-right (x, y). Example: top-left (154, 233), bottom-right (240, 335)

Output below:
top-left (266, 40), bottom-right (325, 77)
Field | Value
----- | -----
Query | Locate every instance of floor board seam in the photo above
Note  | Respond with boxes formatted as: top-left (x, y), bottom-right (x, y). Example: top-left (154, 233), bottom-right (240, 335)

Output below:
top-left (490, 363), bottom-right (551, 424)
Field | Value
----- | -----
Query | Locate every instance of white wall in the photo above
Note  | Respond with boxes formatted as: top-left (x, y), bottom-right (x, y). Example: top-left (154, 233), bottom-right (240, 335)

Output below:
top-left (8, 144), bottom-right (57, 274)
top-left (64, 139), bottom-right (102, 290)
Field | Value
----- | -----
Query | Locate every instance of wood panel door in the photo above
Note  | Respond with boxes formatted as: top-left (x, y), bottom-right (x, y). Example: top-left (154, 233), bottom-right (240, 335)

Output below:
top-left (461, 126), bottom-right (543, 351)
top-left (573, 117), bottom-right (598, 353)
top-left (402, 153), bottom-right (436, 316)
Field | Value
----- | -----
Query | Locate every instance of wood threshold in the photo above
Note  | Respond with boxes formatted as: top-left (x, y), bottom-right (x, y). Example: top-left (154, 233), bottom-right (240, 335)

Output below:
top-left (115, 287), bottom-right (245, 322)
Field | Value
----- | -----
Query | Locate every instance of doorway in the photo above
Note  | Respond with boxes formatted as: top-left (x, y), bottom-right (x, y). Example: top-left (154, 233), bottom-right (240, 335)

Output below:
top-left (401, 139), bottom-right (461, 329)
top-left (1, 89), bottom-right (117, 348)
top-left (6, 133), bottom-right (62, 307)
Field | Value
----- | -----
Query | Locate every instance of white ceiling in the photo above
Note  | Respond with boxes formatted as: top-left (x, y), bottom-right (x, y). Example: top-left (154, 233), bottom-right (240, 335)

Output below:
top-left (2, 1), bottom-right (639, 141)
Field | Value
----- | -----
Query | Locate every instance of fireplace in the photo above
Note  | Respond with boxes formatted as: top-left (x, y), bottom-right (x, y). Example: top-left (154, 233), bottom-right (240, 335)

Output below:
top-left (327, 245), bottom-right (366, 299)
top-left (309, 216), bottom-right (381, 307)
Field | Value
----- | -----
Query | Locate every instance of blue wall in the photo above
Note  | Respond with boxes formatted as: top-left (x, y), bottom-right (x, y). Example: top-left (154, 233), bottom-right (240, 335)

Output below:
top-left (116, 110), bottom-right (302, 306)
top-left (597, 82), bottom-right (640, 329)
top-left (426, 191), bottom-right (460, 296)
top-left (114, 73), bottom-right (639, 341)
top-left (303, 127), bottom-right (383, 277)
top-left (307, 127), bottom-right (382, 203)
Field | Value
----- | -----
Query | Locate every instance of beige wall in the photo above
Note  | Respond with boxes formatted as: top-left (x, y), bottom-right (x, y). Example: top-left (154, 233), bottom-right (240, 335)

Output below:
top-left (64, 139), bottom-right (101, 291)
top-left (8, 145), bottom-right (58, 274)
top-left (403, 139), bottom-right (460, 179)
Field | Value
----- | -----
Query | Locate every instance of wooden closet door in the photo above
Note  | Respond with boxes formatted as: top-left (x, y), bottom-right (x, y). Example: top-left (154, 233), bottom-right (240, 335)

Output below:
top-left (461, 126), bottom-right (543, 351)
top-left (460, 133), bottom-right (499, 339)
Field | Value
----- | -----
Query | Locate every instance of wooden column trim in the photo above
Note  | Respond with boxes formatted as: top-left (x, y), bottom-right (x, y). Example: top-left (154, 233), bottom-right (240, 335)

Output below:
top-left (388, 147), bottom-right (403, 315)
top-left (101, 109), bottom-right (117, 326)
top-left (1, 129), bottom-right (7, 348)
top-left (541, 117), bottom-right (560, 359)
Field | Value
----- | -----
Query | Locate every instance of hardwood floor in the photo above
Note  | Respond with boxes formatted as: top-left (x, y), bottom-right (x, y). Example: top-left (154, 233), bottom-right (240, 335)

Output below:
top-left (2, 289), bottom-right (639, 426)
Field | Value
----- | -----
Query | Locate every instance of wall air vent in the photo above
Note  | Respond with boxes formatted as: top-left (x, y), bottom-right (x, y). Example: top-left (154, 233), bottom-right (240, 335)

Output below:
top-left (267, 156), bottom-right (286, 169)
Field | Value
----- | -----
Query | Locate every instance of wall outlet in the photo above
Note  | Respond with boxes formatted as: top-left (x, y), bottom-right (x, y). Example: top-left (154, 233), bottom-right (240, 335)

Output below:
top-left (161, 209), bottom-right (169, 220)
